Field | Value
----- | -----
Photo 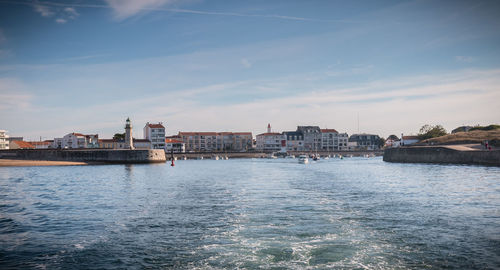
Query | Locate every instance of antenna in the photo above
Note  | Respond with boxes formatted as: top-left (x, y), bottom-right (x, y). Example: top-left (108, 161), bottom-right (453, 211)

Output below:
top-left (357, 113), bottom-right (360, 133)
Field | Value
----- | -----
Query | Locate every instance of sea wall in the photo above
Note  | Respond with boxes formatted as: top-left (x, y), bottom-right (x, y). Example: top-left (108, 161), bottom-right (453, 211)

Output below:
top-left (383, 147), bottom-right (500, 166)
top-left (0, 149), bottom-right (166, 163)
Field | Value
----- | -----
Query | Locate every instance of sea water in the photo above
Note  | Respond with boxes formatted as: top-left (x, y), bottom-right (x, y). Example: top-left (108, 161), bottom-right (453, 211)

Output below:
top-left (1, 157), bottom-right (499, 269)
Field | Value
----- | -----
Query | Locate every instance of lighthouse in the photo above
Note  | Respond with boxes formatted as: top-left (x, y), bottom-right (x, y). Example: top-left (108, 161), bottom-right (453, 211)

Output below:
top-left (125, 117), bottom-right (134, 150)
top-left (267, 123), bottom-right (272, 133)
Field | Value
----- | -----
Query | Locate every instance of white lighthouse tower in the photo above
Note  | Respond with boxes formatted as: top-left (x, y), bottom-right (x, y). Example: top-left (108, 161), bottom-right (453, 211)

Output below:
top-left (125, 117), bottom-right (134, 150)
top-left (267, 123), bottom-right (272, 133)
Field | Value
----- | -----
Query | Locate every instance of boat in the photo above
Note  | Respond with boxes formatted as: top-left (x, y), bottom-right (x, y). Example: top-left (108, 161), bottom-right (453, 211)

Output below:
top-left (212, 155), bottom-right (219, 160)
top-left (298, 155), bottom-right (309, 164)
top-left (224, 156), bottom-right (229, 160)
top-left (312, 154), bottom-right (320, 161)
top-left (285, 155), bottom-right (295, 159)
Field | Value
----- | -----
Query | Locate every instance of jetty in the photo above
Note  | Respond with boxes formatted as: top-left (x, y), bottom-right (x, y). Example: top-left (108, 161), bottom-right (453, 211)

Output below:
top-left (0, 149), bottom-right (166, 165)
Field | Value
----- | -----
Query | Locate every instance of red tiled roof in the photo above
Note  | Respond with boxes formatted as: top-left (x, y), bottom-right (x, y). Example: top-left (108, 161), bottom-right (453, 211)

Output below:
top-left (321, 129), bottom-right (338, 133)
top-left (402, 136), bottom-right (419, 140)
top-left (11, 141), bottom-right (35, 149)
top-left (29, 141), bottom-right (51, 146)
top-left (165, 138), bottom-right (184, 143)
top-left (147, 123), bottom-right (165, 128)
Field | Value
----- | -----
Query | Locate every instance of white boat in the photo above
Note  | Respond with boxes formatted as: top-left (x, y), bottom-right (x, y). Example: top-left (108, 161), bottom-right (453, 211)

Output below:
top-left (224, 156), bottom-right (229, 160)
top-left (212, 155), bottom-right (219, 160)
top-left (285, 155), bottom-right (295, 159)
top-left (298, 155), bottom-right (309, 164)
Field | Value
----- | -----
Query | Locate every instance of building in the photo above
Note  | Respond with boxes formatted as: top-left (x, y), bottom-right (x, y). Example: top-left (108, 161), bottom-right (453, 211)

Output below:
top-left (29, 141), bottom-right (52, 149)
top-left (0, 130), bottom-right (9, 149)
top-left (9, 141), bottom-right (35, 149)
top-left (144, 122), bottom-right (165, 149)
top-left (256, 124), bottom-right (286, 152)
top-left (297, 126), bottom-right (322, 151)
top-left (283, 131), bottom-right (304, 151)
top-left (165, 137), bottom-right (186, 153)
top-left (53, 133), bottom-right (99, 149)
top-left (99, 138), bottom-right (151, 149)
top-left (178, 131), bottom-right (252, 152)
top-left (401, 135), bottom-right (419, 146)
top-left (348, 134), bottom-right (381, 150)
top-left (125, 118), bottom-right (134, 150)
top-left (320, 129), bottom-right (349, 151)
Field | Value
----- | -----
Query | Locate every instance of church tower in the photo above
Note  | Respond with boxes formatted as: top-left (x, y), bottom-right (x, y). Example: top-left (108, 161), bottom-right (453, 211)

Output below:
top-left (125, 117), bottom-right (134, 149)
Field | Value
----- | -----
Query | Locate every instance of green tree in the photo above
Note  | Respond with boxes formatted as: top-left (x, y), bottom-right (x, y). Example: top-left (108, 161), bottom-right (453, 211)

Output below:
top-left (418, 125), bottom-right (447, 140)
top-left (113, 133), bottom-right (125, 140)
top-left (378, 137), bottom-right (386, 148)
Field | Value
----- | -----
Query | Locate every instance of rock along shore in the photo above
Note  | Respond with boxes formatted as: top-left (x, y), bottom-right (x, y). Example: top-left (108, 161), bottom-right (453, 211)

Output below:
top-left (383, 145), bottom-right (500, 166)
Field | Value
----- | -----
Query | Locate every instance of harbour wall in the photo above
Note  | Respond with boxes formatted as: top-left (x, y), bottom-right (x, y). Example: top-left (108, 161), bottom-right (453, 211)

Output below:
top-left (170, 150), bottom-right (383, 160)
top-left (383, 147), bottom-right (500, 166)
top-left (0, 149), bottom-right (166, 164)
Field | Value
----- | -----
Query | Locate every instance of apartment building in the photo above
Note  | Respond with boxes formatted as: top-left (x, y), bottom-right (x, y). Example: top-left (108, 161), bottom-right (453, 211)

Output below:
top-left (0, 130), bottom-right (9, 149)
top-left (283, 131), bottom-right (304, 151)
top-left (178, 131), bottom-right (252, 152)
top-left (256, 124), bottom-right (286, 152)
top-left (144, 122), bottom-right (166, 149)
top-left (320, 129), bottom-right (349, 151)
top-left (348, 133), bottom-right (381, 150)
top-left (297, 126), bottom-right (322, 151)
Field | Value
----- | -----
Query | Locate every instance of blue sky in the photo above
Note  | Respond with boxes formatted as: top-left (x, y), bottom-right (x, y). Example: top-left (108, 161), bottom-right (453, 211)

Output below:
top-left (1, 0), bottom-right (499, 140)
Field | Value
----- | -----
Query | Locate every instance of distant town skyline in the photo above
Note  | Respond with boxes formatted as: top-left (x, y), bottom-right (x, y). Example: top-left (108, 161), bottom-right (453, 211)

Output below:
top-left (1, 0), bottom-right (500, 140)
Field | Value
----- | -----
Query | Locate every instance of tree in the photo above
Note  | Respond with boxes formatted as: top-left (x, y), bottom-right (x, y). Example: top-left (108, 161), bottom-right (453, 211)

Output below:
top-left (113, 133), bottom-right (125, 140)
top-left (418, 124), bottom-right (447, 140)
top-left (378, 137), bottom-right (386, 148)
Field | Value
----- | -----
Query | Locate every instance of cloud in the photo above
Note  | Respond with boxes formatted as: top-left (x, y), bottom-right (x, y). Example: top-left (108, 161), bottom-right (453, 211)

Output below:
top-left (455, 55), bottom-right (475, 63)
top-left (55, 18), bottom-right (67, 24)
top-left (33, 2), bottom-right (54, 17)
top-left (64, 7), bottom-right (79, 19)
top-left (241, 58), bottom-right (252, 68)
top-left (103, 0), bottom-right (173, 19)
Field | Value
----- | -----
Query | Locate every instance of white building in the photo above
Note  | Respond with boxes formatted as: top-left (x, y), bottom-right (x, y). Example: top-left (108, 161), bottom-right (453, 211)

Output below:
top-left (320, 129), bottom-right (349, 151)
top-left (53, 133), bottom-right (99, 149)
top-left (144, 122), bottom-right (165, 149)
top-left (256, 124), bottom-right (286, 152)
top-left (401, 135), bottom-right (419, 146)
top-left (0, 130), bottom-right (9, 149)
top-left (165, 138), bottom-right (186, 153)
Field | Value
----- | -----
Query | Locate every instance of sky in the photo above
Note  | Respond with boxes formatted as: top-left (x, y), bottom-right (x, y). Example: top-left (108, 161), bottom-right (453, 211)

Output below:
top-left (0, 0), bottom-right (499, 140)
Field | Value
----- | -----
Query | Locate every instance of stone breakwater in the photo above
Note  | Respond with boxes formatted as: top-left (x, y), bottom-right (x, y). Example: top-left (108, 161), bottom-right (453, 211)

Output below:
top-left (0, 149), bottom-right (166, 164)
top-left (383, 146), bottom-right (500, 166)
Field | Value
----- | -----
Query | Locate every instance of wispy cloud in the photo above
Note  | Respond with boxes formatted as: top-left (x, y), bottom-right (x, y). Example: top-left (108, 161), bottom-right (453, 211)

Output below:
top-left (33, 1), bottom-right (54, 17)
top-left (55, 18), bottom-right (66, 24)
top-left (455, 55), bottom-right (475, 63)
top-left (241, 58), bottom-right (252, 68)
top-left (64, 7), bottom-right (79, 19)
top-left (103, 0), bottom-right (173, 19)
top-left (1, 0), bottom-right (360, 23)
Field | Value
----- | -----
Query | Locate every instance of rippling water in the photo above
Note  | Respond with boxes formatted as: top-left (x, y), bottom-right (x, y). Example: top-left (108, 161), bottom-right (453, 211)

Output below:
top-left (1, 157), bottom-right (499, 269)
